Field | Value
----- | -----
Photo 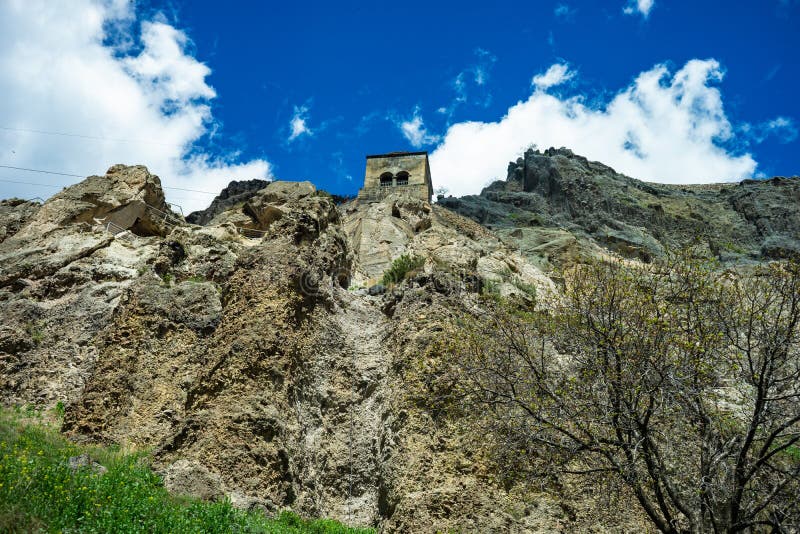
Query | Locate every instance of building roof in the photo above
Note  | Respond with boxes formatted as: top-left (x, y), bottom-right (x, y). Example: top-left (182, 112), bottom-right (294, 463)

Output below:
top-left (365, 151), bottom-right (428, 159)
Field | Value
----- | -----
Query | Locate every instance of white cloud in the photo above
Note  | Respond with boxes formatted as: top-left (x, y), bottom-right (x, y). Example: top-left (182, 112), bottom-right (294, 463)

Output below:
top-left (0, 1), bottom-right (272, 212)
top-left (399, 108), bottom-right (441, 148)
top-left (766, 117), bottom-right (798, 142)
top-left (430, 59), bottom-right (759, 198)
top-left (532, 63), bottom-right (575, 90)
top-left (438, 49), bottom-right (497, 121)
top-left (623, 0), bottom-right (655, 17)
top-left (288, 106), bottom-right (312, 141)
top-left (554, 3), bottom-right (576, 19)
top-left (741, 116), bottom-right (798, 144)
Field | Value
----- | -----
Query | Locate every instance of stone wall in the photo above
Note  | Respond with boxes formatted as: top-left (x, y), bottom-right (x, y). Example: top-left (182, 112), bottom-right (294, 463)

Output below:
top-left (358, 153), bottom-right (432, 203)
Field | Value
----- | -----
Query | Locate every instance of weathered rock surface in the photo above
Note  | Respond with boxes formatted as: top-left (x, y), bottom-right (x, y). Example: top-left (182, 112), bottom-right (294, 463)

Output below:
top-left (204, 180), bottom-right (319, 235)
top-left (186, 179), bottom-right (269, 225)
top-left (0, 162), bottom-right (644, 531)
top-left (342, 193), bottom-right (554, 300)
top-left (0, 198), bottom-right (41, 244)
top-left (440, 147), bottom-right (800, 268)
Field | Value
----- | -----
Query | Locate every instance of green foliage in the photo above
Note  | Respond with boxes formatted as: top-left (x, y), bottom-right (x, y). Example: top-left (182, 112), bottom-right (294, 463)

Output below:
top-left (160, 272), bottom-right (174, 287)
top-left (381, 254), bottom-right (424, 286)
top-left (480, 279), bottom-right (502, 299)
top-left (511, 280), bottom-right (537, 299)
top-left (0, 410), bottom-right (373, 533)
top-left (52, 402), bottom-right (65, 420)
top-left (442, 252), bottom-right (800, 532)
top-left (185, 275), bottom-right (207, 284)
top-left (25, 322), bottom-right (45, 345)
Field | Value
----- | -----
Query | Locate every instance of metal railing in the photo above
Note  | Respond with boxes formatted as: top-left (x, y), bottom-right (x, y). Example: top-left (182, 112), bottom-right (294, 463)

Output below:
top-left (104, 220), bottom-right (128, 235)
top-left (144, 202), bottom-right (184, 227)
top-left (93, 201), bottom-right (269, 240)
top-left (164, 201), bottom-right (184, 217)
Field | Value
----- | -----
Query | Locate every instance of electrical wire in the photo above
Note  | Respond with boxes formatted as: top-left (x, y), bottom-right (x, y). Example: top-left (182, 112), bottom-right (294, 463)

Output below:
top-left (0, 165), bottom-right (218, 195)
top-left (0, 125), bottom-right (185, 147)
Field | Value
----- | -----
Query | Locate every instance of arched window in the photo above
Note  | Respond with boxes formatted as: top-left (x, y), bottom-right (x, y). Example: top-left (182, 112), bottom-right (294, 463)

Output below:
top-left (380, 172), bottom-right (393, 187)
top-left (395, 171), bottom-right (409, 186)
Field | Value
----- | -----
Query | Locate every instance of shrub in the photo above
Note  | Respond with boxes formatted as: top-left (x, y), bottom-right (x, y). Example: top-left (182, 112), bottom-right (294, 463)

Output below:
top-left (381, 254), bottom-right (424, 286)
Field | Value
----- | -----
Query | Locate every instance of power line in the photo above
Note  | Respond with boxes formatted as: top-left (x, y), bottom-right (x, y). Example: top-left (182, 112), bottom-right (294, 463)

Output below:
top-left (0, 164), bottom-right (218, 195)
top-left (0, 164), bottom-right (82, 178)
top-left (161, 185), bottom-right (218, 195)
top-left (0, 126), bottom-right (186, 147)
top-left (0, 178), bottom-right (64, 189)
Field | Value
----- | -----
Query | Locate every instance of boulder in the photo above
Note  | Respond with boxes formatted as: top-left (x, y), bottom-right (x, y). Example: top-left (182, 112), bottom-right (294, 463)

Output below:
top-left (186, 179), bottom-right (270, 226)
top-left (368, 283), bottom-right (386, 296)
top-left (68, 454), bottom-right (107, 475)
top-left (10, 164), bottom-right (174, 240)
top-left (163, 459), bottom-right (224, 501)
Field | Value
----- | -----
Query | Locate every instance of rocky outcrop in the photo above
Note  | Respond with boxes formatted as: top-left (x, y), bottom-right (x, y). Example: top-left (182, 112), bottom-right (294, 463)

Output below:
top-left (0, 163), bottom-right (635, 531)
top-left (14, 164), bottom-right (174, 240)
top-left (0, 165), bottom-right (187, 406)
top-left (342, 194), bottom-right (553, 300)
top-left (203, 180), bottom-right (319, 235)
top-left (0, 198), bottom-right (41, 244)
top-left (186, 179), bottom-right (269, 225)
top-left (440, 147), bottom-right (800, 267)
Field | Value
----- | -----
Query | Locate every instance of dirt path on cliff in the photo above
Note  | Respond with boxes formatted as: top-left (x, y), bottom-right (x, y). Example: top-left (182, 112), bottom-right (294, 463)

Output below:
top-left (332, 292), bottom-right (392, 527)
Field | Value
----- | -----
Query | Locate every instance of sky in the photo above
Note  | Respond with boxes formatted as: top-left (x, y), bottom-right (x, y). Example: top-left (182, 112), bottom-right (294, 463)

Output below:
top-left (0, 0), bottom-right (797, 212)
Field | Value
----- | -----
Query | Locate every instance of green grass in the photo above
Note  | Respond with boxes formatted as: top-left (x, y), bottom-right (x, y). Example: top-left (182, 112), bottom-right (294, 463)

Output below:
top-left (0, 410), bottom-right (373, 533)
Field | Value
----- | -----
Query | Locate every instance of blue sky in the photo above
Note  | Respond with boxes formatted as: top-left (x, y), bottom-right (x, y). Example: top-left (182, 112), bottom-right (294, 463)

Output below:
top-left (0, 0), bottom-right (797, 211)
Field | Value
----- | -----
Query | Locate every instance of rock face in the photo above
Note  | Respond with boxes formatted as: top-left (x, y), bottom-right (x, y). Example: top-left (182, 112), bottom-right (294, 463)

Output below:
top-left (440, 147), bottom-right (800, 268)
top-left (202, 180), bottom-right (319, 235)
top-left (0, 162), bottom-right (650, 531)
top-left (342, 194), bottom-right (553, 299)
top-left (186, 179), bottom-right (269, 225)
top-left (16, 164), bottom-right (174, 240)
top-left (0, 198), bottom-right (41, 244)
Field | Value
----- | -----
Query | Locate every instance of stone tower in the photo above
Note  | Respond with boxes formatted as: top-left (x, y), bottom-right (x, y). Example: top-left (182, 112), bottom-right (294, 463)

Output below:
top-left (357, 151), bottom-right (433, 203)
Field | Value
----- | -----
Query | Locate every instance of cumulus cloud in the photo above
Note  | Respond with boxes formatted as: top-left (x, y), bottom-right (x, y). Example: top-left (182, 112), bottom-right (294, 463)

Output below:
top-left (288, 106), bottom-right (312, 141)
top-left (399, 108), bottom-right (441, 148)
top-left (623, 0), bottom-right (655, 17)
top-left (532, 63), bottom-right (575, 90)
top-left (430, 59), bottom-right (761, 198)
top-left (0, 1), bottom-right (272, 212)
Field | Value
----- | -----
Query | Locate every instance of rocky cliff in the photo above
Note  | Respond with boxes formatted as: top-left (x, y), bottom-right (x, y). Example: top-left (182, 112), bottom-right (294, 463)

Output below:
top-left (440, 147), bottom-right (800, 269)
top-left (4, 154), bottom-right (799, 531)
top-left (0, 165), bottom-right (584, 532)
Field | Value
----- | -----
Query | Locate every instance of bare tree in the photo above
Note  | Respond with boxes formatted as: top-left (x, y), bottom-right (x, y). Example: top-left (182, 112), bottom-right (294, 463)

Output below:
top-left (444, 255), bottom-right (800, 533)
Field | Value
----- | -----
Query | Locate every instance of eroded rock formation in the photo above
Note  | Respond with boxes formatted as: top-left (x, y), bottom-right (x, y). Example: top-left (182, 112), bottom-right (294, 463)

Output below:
top-left (0, 164), bottom-right (576, 531)
top-left (440, 147), bottom-right (800, 268)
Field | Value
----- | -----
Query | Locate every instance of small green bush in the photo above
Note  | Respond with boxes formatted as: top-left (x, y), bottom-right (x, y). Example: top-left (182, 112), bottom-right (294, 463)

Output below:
top-left (381, 255), bottom-right (425, 286)
top-left (26, 322), bottom-right (45, 345)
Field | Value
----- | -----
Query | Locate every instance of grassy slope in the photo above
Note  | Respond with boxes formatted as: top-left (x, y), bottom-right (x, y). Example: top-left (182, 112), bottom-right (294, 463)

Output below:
top-left (0, 408), bottom-right (373, 534)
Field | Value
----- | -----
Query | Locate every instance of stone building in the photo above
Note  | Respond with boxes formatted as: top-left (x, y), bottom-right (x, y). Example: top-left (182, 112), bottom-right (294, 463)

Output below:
top-left (357, 151), bottom-right (433, 203)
